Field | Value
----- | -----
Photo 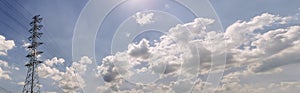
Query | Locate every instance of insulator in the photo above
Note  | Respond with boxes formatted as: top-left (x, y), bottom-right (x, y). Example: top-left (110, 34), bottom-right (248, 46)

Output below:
top-left (25, 63), bottom-right (32, 66)
top-left (37, 61), bottom-right (43, 64)
top-left (37, 33), bottom-right (43, 38)
top-left (36, 51), bottom-right (43, 54)
top-left (27, 42), bottom-right (43, 49)
top-left (28, 36), bottom-right (33, 41)
top-left (26, 54), bottom-right (33, 58)
top-left (33, 15), bottom-right (40, 19)
top-left (30, 21), bottom-right (34, 26)
top-left (37, 42), bottom-right (43, 46)
top-left (26, 51), bottom-right (43, 58)
top-left (28, 29), bottom-right (33, 33)
top-left (27, 45), bottom-right (33, 49)
top-left (38, 32), bottom-right (43, 35)
top-left (38, 18), bottom-right (43, 23)
top-left (37, 25), bottom-right (43, 30)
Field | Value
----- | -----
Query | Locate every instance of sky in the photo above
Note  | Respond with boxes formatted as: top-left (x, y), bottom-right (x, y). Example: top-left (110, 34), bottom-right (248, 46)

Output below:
top-left (0, 0), bottom-right (300, 93)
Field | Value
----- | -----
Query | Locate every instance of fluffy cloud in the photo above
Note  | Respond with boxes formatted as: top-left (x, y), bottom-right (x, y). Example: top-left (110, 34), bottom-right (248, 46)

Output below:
top-left (219, 13), bottom-right (297, 67)
top-left (0, 35), bottom-right (15, 56)
top-left (249, 26), bottom-right (300, 73)
top-left (0, 35), bottom-right (14, 80)
top-left (225, 13), bottom-right (292, 49)
top-left (134, 12), bottom-right (155, 26)
top-left (225, 15), bottom-right (300, 73)
top-left (212, 13), bottom-right (300, 92)
top-left (96, 16), bottom-right (220, 92)
top-left (0, 61), bottom-right (10, 80)
top-left (45, 57), bottom-right (65, 67)
top-left (128, 39), bottom-right (151, 59)
top-left (96, 12), bottom-right (300, 92)
top-left (38, 56), bottom-right (92, 92)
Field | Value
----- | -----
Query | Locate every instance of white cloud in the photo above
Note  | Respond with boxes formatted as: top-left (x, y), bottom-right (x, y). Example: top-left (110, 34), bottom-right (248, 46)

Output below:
top-left (213, 70), bottom-right (300, 93)
top-left (228, 24), bottom-right (300, 73)
top-left (128, 38), bottom-right (151, 59)
top-left (0, 60), bottom-right (8, 67)
top-left (0, 35), bottom-right (16, 80)
top-left (22, 41), bottom-right (30, 51)
top-left (38, 64), bottom-right (60, 78)
top-left (96, 55), bottom-right (126, 91)
top-left (134, 12), bottom-right (155, 26)
top-left (269, 82), bottom-right (300, 91)
top-left (17, 82), bottom-right (25, 86)
top-left (45, 57), bottom-right (65, 67)
top-left (96, 12), bottom-right (300, 92)
top-left (96, 17), bottom-right (219, 92)
top-left (212, 13), bottom-right (300, 93)
top-left (44, 92), bottom-right (57, 93)
top-left (0, 65), bottom-right (21, 78)
top-left (0, 35), bottom-right (15, 56)
top-left (38, 56), bottom-right (92, 92)
top-left (17, 12), bottom-right (296, 92)
top-left (220, 13), bottom-right (300, 71)
top-left (225, 13), bottom-right (292, 49)
top-left (250, 37), bottom-right (300, 73)
top-left (214, 70), bottom-right (268, 93)
top-left (0, 66), bottom-right (10, 80)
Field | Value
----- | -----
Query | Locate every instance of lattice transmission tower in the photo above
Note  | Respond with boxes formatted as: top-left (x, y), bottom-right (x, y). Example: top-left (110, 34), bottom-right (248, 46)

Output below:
top-left (22, 15), bottom-right (44, 93)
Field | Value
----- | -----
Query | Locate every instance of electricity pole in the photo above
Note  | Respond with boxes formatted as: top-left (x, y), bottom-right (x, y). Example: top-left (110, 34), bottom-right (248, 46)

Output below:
top-left (22, 15), bottom-right (43, 93)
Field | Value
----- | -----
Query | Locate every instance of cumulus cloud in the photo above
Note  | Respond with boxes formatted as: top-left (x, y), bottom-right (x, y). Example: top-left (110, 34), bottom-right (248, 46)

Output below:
top-left (128, 39), bottom-right (151, 59)
top-left (211, 13), bottom-right (300, 92)
top-left (0, 60), bottom-right (15, 80)
top-left (219, 13), bottom-right (300, 71)
top-left (45, 57), bottom-right (65, 67)
top-left (96, 16), bottom-right (220, 92)
top-left (225, 13), bottom-right (292, 49)
top-left (0, 66), bottom-right (10, 80)
top-left (0, 35), bottom-right (15, 56)
top-left (38, 56), bottom-right (92, 92)
top-left (226, 17), bottom-right (300, 73)
top-left (0, 35), bottom-right (15, 80)
top-left (0, 60), bottom-right (17, 80)
top-left (95, 12), bottom-right (300, 92)
top-left (134, 12), bottom-right (155, 26)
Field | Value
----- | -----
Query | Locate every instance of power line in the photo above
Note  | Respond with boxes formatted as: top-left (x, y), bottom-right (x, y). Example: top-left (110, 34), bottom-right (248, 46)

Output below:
top-left (0, 0), bottom-right (65, 60)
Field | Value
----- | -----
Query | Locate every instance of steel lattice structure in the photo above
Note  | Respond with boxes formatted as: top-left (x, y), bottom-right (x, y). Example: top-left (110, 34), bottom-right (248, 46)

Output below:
top-left (22, 15), bottom-right (43, 93)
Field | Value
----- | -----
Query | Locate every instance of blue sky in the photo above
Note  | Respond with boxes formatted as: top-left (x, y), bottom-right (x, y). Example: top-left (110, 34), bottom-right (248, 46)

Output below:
top-left (0, 0), bottom-right (300, 93)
